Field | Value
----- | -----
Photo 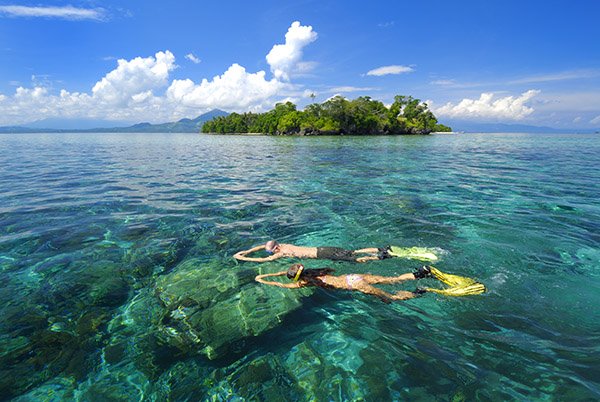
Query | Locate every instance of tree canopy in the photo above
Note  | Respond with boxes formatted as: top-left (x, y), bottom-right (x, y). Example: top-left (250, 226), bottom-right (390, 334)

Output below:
top-left (201, 95), bottom-right (451, 135)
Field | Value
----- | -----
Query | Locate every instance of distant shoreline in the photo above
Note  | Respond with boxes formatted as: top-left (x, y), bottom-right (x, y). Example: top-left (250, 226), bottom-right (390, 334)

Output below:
top-left (1, 131), bottom-right (597, 136)
top-left (201, 132), bottom-right (433, 136)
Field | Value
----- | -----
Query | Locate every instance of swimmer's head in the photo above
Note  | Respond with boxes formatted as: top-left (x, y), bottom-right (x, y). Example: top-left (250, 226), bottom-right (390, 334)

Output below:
top-left (265, 240), bottom-right (279, 254)
top-left (287, 264), bottom-right (305, 281)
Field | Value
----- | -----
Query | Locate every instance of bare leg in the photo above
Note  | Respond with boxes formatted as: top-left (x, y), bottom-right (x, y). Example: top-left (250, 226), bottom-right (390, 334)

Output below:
top-left (353, 282), bottom-right (398, 303)
top-left (361, 273), bottom-right (416, 284)
top-left (354, 247), bottom-right (379, 253)
top-left (391, 290), bottom-right (419, 301)
top-left (355, 255), bottom-right (380, 263)
top-left (353, 283), bottom-right (418, 303)
top-left (353, 248), bottom-right (381, 263)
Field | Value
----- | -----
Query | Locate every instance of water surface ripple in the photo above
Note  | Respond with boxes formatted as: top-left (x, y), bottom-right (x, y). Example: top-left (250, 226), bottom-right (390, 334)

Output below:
top-left (1, 133), bottom-right (599, 400)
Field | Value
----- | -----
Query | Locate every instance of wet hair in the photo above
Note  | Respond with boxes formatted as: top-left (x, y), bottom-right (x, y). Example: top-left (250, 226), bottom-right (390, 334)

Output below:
top-left (287, 264), bottom-right (336, 288)
top-left (265, 240), bottom-right (279, 252)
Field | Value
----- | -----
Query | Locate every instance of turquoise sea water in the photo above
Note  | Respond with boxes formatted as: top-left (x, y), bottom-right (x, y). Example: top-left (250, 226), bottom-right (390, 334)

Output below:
top-left (1, 132), bottom-right (599, 401)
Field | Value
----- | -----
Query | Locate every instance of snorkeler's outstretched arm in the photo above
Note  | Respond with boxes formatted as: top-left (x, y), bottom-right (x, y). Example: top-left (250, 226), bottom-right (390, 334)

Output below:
top-left (255, 272), bottom-right (301, 288)
top-left (234, 245), bottom-right (280, 262)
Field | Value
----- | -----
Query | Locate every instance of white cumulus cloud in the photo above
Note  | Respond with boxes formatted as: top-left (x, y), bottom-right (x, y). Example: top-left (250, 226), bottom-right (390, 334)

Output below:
top-left (166, 63), bottom-right (285, 113)
top-left (185, 53), bottom-right (201, 64)
top-left (0, 21), bottom-right (318, 125)
top-left (92, 51), bottom-right (176, 104)
top-left (366, 65), bottom-right (414, 76)
top-left (266, 21), bottom-right (318, 81)
top-left (433, 90), bottom-right (540, 121)
top-left (591, 115), bottom-right (600, 125)
top-left (0, 5), bottom-right (105, 20)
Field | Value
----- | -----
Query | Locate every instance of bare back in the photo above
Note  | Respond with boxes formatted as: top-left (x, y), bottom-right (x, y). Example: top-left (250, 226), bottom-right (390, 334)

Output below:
top-left (301, 274), bottom-right (349, 289)
top-left (278, 244), bottom-right (318, 259)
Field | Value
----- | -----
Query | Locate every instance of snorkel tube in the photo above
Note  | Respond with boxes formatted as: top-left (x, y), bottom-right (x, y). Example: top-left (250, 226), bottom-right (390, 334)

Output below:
top-left (293, 264), bottom-right (304, 281)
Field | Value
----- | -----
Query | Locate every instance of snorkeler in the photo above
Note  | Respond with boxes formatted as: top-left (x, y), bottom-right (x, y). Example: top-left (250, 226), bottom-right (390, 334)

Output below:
top-left (255, 264), bottom-right (486, 302)
top-left (234, 241), bottom-right (385, 263)
top-left (255, 263), bottom-right (429, 302)
top-left (234, 241), bottom-right (439, 263)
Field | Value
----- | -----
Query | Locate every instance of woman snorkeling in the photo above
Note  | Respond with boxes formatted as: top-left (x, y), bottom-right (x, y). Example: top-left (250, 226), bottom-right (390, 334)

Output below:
top-left (255, 264), bottom-right (486, 302)
top-left (255, 264), bottom-right (433, 303)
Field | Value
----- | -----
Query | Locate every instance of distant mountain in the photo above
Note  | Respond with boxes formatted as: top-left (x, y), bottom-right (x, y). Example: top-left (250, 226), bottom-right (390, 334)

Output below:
top-left (446, 120), bottom-right (599, 134)
top-left (106, 109), bottom-right (229, 133)
top-left (0, 126), bottom-right (52, 134)
top-left (3, 112), bottom-right (597, 135)
top-left (0, 109), bottom-right (229, 133)
top-left (25, 117), bottom-right (132, 130)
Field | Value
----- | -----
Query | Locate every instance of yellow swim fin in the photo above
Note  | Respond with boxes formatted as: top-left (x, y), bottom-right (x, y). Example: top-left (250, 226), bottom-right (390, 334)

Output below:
top-left (428, 266), bottom-right (477, 287)
top-left (424, 283), bottom-right (487, 297)
top-left (388, 246), bottom-right (438, 262)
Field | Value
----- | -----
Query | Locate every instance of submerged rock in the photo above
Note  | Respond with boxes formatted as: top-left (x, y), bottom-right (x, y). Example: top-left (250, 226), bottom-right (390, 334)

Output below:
top-left (125, 237), bottom-right (190, 280)
top-left (211, 353), bottom-right (302, 400)
top-left (34, 259), bottom-right (130, 317)
top-left (0, 256), bottom-right (128, 399)
top-left (76, 363), bottom-right (148, 402)
top-left (152, 360), bottom-right (214, 400)
top-left (155, 258), bottom-right (305, 359)
top-left (11, 376), bottom-right (76, 402)
top-left (98, 288), bottom-right (168, 380)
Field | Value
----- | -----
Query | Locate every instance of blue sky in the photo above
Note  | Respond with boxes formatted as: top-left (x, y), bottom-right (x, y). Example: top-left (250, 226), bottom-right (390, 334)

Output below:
top-left (1, 0), bottom-right (599, 128)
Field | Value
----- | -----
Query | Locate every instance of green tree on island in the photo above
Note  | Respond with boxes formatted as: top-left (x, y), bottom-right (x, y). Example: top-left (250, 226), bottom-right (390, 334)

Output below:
top-left (201, 95), bottom-right (451, 135)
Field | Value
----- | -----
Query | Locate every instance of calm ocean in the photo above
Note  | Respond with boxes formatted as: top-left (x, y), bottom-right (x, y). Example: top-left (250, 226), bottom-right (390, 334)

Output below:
top-left (1, 132), bottom-right (599, 400)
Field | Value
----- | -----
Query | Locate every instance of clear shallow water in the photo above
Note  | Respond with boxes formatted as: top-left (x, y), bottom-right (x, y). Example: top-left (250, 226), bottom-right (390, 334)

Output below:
top-left (1, 132), bottom-right (599, 400)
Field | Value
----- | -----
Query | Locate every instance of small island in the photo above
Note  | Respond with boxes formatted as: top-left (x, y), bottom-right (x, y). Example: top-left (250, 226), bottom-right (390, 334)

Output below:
top-left (201, 95), bottom-right (452, 135)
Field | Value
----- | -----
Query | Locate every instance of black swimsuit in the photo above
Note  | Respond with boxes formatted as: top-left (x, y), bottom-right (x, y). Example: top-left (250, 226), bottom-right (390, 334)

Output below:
top-left (316, 247), bottom-right (358, 262)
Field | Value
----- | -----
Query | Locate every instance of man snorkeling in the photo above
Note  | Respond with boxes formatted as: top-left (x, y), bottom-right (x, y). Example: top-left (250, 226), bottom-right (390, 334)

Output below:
top-left (255, 264), bottom-right (486, 302)
top-left (234, 241), bottom-right (386, 263)
top-left (234, 240), bottom-right (439, 263)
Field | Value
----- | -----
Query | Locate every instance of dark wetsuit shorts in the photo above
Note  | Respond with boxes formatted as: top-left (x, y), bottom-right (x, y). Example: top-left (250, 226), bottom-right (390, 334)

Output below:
top-left (316, 247), bottom-right (358, 262)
